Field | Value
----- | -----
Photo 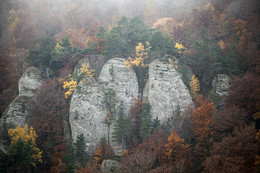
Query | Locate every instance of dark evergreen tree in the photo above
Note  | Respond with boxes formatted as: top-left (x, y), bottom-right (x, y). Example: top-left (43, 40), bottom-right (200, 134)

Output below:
top-left (151, 117), bottom-right (160, 134)
top-left (112, 104), bottom-right (131, 146)
top-left (140, 102), bottom-right (152, 141)
top-left (28, 36), bottom-right (57, 68)
top-left (103, 26), bottom-right (126, 57)
top-left (75, 134), bottom-right (88, 167)
top-left (63, 139), bottom-right (76, 173)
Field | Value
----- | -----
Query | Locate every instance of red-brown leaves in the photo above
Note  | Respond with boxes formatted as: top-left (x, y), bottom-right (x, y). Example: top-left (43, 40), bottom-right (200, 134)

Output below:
top-left (93, 139), bottom-right (115, 167)
top-left (203, 124), bottom-right (257, 173)
top-left (212, 105), bottom-right (248, 139)
top-left (121, 131), bottom-right (167, 172)
top-left (226, 73), bottom-right (260, 116)
top-left (192, 98), bottom-right (215, 160)
top-left (29, 79), bottom-right (68, 168)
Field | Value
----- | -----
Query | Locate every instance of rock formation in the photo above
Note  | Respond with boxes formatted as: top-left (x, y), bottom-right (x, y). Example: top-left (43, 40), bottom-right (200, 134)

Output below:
top-left (98, 58), bottom-right (139, 116)
top-left (0, 67), bottom-right (43, 152)
top-left (209, 74), bottom-right (231, 109)
top-left (143, 60), bottom-right (193, 123)
top-left (212, 74), bottom-right (231, 97)
top-left (69, 58), bottom-right (139, 154)
top-left (98, 58), bottom-right (139, 154)
top-left (102, 159), bottom-right (122, 173)
top-left (69, 78), bottom-right (107, 153)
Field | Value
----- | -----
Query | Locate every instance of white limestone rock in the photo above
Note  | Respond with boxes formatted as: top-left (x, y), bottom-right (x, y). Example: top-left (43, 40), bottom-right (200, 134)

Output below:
top-left (212, 74), bottom-right (231, 96)
top-left (102, 159), bottom-right (122, 173)
top-left (0, 67), bottom-right (43, 152)
top-left (69, 58), bottom-right (139, 155)
top-left (98, 58), bottom-right (139, 116)
top-left (143, 60), bottom-right (193, 123)
top-left (98, 58), bottom-right (138, 155)
top-left (19, 67), bottom-right (43, 97)
top-left (69, 77), bottom-right (108, 153)
top-left (209, 74), bottom-right (231, 109)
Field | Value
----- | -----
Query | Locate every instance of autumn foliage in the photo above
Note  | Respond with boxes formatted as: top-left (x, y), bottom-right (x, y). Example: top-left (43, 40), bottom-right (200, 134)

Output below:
top-left (226, 72), bottom-right (260, 116)
top-left (29, 80), bottom-right (68, 169)
top-left (192, 98), bottom-right (215, 160)
top-left (203, 125), bottom-right (257, 173)
top-left (0, 0), bottom-right (259, 172)
top-left (93, 139), bottom-right (115, 167)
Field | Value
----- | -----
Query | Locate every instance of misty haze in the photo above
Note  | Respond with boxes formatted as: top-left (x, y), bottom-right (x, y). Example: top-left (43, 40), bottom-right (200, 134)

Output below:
top-left (0, 0), bottom-right (259, 172)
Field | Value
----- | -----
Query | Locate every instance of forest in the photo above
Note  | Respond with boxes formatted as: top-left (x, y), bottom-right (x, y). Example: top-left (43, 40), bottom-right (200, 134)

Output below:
top-left (0, 0), bottom-right (259, 172)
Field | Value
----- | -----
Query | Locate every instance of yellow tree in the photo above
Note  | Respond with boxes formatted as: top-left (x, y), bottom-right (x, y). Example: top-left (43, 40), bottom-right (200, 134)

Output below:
top-left (124, 42), bottom-right (151, 69)
top-left (62, 63), bottom-right (95, 99)
top-left (189, 75), bottom-right (200, 99)
top-left (192, 99), bottom-right (215, 160)
top-left (80, 63), bottom-right (95, 78)
top-left (164, 130), bottom-right (190, 163)
top-left (8, 124), bottom-right (42, 170)
top-left (63, 79), bottom-right (77, 99)
top-left (175, 42), bottom-right (186, 54)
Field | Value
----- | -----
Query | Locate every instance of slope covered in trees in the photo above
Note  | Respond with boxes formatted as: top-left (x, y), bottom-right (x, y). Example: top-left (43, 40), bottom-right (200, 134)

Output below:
top-left (0, 0), bottom-right (259, 172)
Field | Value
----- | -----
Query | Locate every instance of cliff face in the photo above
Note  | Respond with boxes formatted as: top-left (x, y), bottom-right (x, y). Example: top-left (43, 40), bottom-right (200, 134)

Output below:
top-left (69, 58), bottom-right (193, 153)
top-left (209, 74), bottom-right (231, 109)
top-left (0, 58), bottom-right (194, 154)
top-left (98, 58), bottom-right (139, 116)
top-left (69, 58), bottom-right (138, 154)
top-left (0, 67), bottom-right (43, 152)
top-left (143, 60), bottom-right (193, 123)
top-left (69, 77), bottom-right (108, 153)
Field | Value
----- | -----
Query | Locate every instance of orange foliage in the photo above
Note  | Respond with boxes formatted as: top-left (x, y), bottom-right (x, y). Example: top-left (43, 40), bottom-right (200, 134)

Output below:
top-left (232, 18), bottom-right (247, 36)
top-left (76, 164), bottom-right (99, 173)
top-left (192, 98), bottom-right (215, 160)
top-left (164, 131), bottom-right (190, 163)
top-left (50, 149), bottom-right (66, 173)
top-left (88, 37), bottom-right (106, 53)
top-left (93, 139), bottom-right (114, 167)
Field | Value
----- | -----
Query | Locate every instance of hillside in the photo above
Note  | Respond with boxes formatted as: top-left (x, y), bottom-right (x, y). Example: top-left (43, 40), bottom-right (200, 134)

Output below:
top-left (0, 0), bottom-right (259, 172)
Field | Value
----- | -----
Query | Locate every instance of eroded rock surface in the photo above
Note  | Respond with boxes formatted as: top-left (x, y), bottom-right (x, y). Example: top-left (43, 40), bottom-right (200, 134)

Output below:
top-left (212, 74), bottom-right (231, 96)
top-left (70, 58), bottom-right (138, 155)
top-left (143, 60), bottom-right (193, 123)
top-left (19, 67), bottom-right (43, 97)
top-left (209, 74), bottom-right (231, 109)
top-left (0, 67), bottom-right (43, 152)
top-left (69, 78), bottom-right (108, 153)
top-left (102, 159), bottom-right (122, 173)
top-left (98, 58), bottom-right (139, 116)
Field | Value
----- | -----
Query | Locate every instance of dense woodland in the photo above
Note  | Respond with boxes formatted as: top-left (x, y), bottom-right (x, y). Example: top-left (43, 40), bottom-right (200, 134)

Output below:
top-left (0, 0), bottom-right (259, 172)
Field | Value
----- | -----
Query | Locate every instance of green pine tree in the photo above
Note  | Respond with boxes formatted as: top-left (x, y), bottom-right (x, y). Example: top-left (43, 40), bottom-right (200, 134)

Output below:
top-left (112, 104), bottom-right (130, 146)
top-left (75, 134), bottom-right (88, 167)
top-left (140, 103), bottom-right (152, 141)
top-left (151, 117), bottom-right (160, 134)
top-left (63, 139), bottom-right (76, 173)
top-left (28, 36), bottom-right (57, 68)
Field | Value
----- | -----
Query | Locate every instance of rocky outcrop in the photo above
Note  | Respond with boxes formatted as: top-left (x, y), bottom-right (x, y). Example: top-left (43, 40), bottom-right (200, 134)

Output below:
top-left (212, 74), bottom-right (231, 96)
top-left (19, 67), bottom-right (43, 97)
top-left (69, 78), bottom-right (107, 153)
top-left (209, 74), bottom-right (231, 109)
top-left (73, 54), bottom-right (108, 79)
top-left (69, 58), bottom-right (138, 154)
top-left (98, 58), bottom-right (139, 116)
top-left (102, 160), bottom-right (122, 173)
top-left (99, 58), bottom-right (139, 155)
top-left (143, 60), bottom-right (193, 123)
top-left (0, 67), bottom-right (43, 152)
